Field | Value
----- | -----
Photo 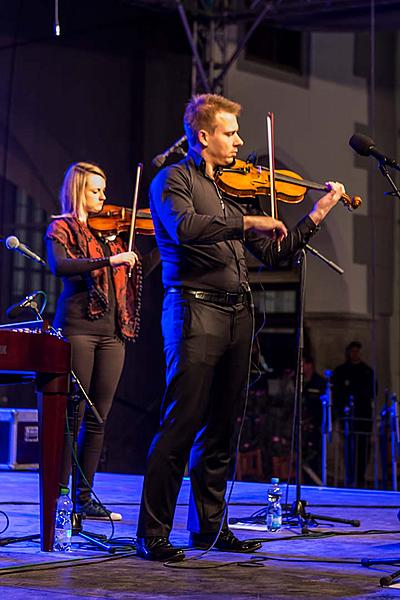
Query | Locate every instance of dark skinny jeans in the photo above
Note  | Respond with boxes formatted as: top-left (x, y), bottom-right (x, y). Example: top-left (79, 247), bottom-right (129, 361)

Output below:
top-left (60, 334), bottom-right (125, 504)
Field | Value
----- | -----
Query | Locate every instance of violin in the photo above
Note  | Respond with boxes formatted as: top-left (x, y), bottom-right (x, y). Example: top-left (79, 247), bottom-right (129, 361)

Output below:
top-left (215, 159), bottom-right (362, 211)
top-left (88, 204), bottom-right (155, 237)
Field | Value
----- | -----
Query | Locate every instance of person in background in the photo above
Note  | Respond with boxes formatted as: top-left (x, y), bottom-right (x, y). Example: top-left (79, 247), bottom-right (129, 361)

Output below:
top-left (332, 341), bottom-right (375, 486)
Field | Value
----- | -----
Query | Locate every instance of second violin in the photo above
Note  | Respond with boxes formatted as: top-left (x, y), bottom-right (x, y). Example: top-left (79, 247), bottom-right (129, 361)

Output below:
top-left (88, 204), bottom-right (155, 237)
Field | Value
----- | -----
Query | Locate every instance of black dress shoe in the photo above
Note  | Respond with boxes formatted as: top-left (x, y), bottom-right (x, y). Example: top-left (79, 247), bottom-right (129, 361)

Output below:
top-left (136, 536), bottom-right (185, 562)
top-left (189, 529), bottom-right (262, 553)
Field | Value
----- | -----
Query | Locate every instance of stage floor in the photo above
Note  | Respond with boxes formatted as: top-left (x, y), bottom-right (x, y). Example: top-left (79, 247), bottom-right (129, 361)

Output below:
top-left (1, 472), bottom-right (400, 599)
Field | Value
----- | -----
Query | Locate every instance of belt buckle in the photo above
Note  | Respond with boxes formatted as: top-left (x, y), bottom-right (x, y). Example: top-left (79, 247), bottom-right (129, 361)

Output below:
top-left (225, 291), bottom-right (234, 305)
top-left (227, 292), bottom-right (237, 305)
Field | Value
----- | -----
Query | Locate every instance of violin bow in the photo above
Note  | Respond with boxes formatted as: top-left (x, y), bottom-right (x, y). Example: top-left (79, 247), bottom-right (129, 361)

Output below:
top-left (127, 162), bottom-right (143, 277)
top-left (266, 112), bottom-right (280, 251)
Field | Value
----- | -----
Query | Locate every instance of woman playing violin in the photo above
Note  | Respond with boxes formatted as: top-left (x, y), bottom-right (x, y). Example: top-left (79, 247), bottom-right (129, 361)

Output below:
top-left (45, 161), bottom-right (143, 520)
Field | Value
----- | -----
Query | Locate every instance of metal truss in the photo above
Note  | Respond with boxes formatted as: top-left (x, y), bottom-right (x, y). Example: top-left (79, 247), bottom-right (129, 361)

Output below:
top-left (123, 0), bottom-right (400, 91)
top-left (177, 1), bottom-right (276, 94)
top-left (124, 0), bottom-right (400, 20)
top-left (124, 1), bottom-right (278, 94)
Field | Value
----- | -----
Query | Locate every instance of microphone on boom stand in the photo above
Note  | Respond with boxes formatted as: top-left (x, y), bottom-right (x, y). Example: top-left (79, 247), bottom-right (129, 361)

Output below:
top-left (5, 235), bottom-right (46, 265)
top-left (6, 291), bottom-right (46, 320)
top-left (349, 132), bottom-right (400, 200)
top-left (152, 135), bottom-right (187, 168)
top-left (349, 133), bottom-right (400, 171)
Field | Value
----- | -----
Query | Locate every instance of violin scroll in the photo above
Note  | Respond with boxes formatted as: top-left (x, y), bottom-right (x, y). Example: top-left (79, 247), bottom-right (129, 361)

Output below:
top-left (341, 193), bottom-right (362, 211)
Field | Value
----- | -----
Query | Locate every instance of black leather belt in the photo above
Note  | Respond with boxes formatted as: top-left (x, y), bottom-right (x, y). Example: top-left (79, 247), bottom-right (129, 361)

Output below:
top-left (167, 287), bottom-right (251, 306)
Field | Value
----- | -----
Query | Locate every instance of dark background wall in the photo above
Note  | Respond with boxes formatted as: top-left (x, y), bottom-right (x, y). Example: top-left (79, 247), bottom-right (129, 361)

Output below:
top-left (1, 0), bottom-right (399, 476)
top-left (0, 0), bottom-right (192, 473)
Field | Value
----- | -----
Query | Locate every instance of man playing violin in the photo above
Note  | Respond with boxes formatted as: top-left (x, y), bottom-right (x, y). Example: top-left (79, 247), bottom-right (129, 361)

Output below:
top-left (136, 94), bottom-right (345, 561)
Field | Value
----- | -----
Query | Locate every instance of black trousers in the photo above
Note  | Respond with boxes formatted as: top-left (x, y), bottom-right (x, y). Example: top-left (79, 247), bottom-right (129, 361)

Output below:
top-left (60, 334), bottom-right (125, 503)
top-left (137, 290), bottom-right (254, 537)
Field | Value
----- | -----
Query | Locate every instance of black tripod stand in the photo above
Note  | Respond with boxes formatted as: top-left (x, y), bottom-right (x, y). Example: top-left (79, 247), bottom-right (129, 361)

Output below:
top-left (67, 373), bottom-right (119, 553)
top-left (288, 248), bottom-right (360, 533)
top-left (229, 245), bottom-right (360, 532)
top-left (361, 557), bottom-right (400, 588)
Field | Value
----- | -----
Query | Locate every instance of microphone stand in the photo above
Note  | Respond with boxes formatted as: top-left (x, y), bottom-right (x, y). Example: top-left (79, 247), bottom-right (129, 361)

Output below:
top-left (320, 370), bottom-right (333, 487)
top-left (304, 244), bottom-right (344, 274)
top-left (152, 136), bottom-right (187, 168)
top-left (347, 151), bottom-right (400, 584)
top-left (390, 393), bottom-right (399, 492)
top-left (67, 378), bottom-right (117, 553)
top-left (47, 324), bottom-right (118, 552)
top-left (231, 244), bottom-right (360, 532)
top-left (289, 248), bottom-right (360, 533)
top-left (343, 398), bottom-right (355, 487)
top-left (378, 162), bottom-right (400, 201)
top-left (379, 390), bottom-right (390, 490)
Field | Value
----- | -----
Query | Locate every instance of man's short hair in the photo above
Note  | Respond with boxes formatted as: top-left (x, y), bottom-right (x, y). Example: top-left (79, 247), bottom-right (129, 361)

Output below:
top-left (184, 94), bottom-right (242, 147)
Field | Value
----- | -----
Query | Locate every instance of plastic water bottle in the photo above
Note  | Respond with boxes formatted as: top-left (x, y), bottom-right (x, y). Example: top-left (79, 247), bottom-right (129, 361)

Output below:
top-left (53, 487), bottom-right (73, 551)
top-left (266, 477), bottom-right (282, 532)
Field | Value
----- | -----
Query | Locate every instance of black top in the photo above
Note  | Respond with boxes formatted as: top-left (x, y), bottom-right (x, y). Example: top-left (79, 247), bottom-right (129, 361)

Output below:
top-left (47, 237), bottom-right (160, 338)
top-left (332, 361), bottom-right (375, 421)
top-left (46, 237), bottom-right (117, 337)
top-left (150, 149), bottom-right (319, 292)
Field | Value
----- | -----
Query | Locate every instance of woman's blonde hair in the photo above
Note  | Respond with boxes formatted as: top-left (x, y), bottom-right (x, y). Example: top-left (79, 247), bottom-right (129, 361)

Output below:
top-left (57, 161), bottom-right (106, 222)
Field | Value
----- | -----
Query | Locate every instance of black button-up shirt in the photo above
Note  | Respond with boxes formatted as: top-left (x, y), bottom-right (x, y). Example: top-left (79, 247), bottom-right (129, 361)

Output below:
top-left (150, 149), bottom-right (318, 292)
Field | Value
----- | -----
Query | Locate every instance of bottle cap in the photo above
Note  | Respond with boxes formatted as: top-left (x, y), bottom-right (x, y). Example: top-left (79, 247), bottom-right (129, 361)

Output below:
top-left (271, 477), bottom-right (279, 484)
top-left (59, 486), bottom-right (70, 496)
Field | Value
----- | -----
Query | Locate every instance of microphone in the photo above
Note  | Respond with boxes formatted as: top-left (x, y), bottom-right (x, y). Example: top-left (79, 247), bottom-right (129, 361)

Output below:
top-left (5, 236), bottom-right (46, 265)
top-left (152, 135), bottom-right (187, 168)
top-left (349, 133), bottom-right (400, 171)
top-left (6, 291), bottom-right (43, 319)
